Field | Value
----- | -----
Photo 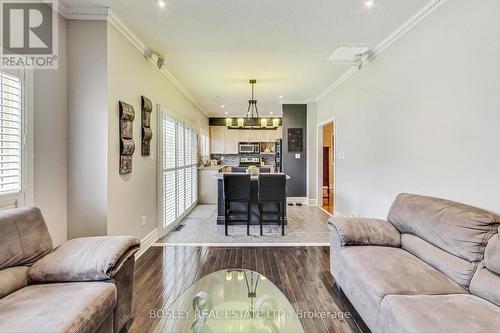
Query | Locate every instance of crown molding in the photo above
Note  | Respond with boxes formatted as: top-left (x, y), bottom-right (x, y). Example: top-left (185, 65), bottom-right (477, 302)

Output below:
top-left (316, 0), bottom-right (447, 102)
top-left (64, 6), bottom-right (110, 20)
top-left (62, 7), bottom-right (208, 117)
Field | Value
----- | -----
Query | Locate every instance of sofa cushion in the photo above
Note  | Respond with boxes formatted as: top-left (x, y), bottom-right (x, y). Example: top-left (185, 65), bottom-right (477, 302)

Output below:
top-left (28, 236), bottom-right (140, 282)
top-left (380, 294), bottom-right (500, 333)
top-left (0, 207), bottom-right (53, 270)
top-left (388, 193), bottom-right (500, 263)
top-left (0, 282), bottom-right (116, 333)
top-left (470, 264), bottom-right (500, 307)
top-left (336, 246), bottom-right (466, 330)
top-left (469, 229), bottom-right (500, 307)
top-left (328, 217), bottom-right (401, 247)
top-left (0, 266), bottom-right (28, 298)
top-left (484, 232), bottom-right (500, 274)
top-left (401, 234), bottom-right (476, 288)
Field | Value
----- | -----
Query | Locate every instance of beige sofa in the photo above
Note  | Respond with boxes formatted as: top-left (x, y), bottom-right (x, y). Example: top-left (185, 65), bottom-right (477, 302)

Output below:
top-left (0, 207), bottom-right (140, 333)
top-left (329, 193), bottom-right (500, 333)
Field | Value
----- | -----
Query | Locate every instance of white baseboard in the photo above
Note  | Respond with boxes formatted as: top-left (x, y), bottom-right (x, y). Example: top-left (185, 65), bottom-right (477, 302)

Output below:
top-left (307, 198), bottom-right (318, 206)
top-left (287, 197), bottom-right (307, 205)
top-left (333, 211), bottom-right (344, 217)
top-left (135, 228), bottom-right (159, 259)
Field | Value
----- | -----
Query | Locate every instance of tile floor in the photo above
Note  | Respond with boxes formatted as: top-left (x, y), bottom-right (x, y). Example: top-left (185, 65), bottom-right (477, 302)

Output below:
top-left (155, 204), bottom-right (332, 246)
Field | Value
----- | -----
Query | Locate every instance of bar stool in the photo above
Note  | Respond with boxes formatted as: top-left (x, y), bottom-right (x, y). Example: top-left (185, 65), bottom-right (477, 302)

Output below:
top-left (257, 174), bottom-right (286, 236)
top-left (223, 174), bottom-right (251, 236)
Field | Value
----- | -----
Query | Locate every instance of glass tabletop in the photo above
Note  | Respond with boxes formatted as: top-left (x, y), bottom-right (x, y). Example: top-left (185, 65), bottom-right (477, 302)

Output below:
top-left (152, 269), bottom-right (305, 333)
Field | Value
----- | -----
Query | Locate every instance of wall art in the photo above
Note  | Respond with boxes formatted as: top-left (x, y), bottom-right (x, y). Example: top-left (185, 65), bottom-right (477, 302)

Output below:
top-left (141, 96), bottom-right (153, 155)
top-left (287, 128), bottom-right (303, 152)
top-left (119, 101), bottom-right (135, 174)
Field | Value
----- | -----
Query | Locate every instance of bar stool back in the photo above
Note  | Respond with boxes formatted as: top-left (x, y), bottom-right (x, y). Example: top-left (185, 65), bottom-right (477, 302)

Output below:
top-left (257, 174), bottom-right (287, 236)
top-left (223, 174), bottom-right (251, 236)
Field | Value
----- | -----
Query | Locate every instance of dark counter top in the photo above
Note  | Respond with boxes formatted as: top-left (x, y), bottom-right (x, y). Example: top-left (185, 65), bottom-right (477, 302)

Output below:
top-left (214, 172), bottom-right (290, 181)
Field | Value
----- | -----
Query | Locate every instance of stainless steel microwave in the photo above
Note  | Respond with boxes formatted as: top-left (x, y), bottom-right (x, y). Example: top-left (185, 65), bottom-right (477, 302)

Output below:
top-left (239, 142), bottom-right (259, 154)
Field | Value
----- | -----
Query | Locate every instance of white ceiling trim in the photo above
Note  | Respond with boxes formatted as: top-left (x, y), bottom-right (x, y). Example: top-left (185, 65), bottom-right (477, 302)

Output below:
top-left (315, 0), bottom-right (447, 102)
top-left (62, 7), bottom-right (208, 116)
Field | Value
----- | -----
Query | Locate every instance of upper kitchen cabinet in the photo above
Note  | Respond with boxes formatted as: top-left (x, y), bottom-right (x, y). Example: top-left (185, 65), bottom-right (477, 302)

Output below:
top-left (224, 129), bottom-right (239, 154)
top-left (237, 130), bottom-right (249, 143)
top-left (210, 126), bottom-right (225, 154)
top-left (247, 130), bottom-right (261, 142)
top-left (276, 127), bottom-right (283, 140)
top-left (261, 130), bottom-right (276, 142)
top-left (209, 126), bottom-right (283, 154)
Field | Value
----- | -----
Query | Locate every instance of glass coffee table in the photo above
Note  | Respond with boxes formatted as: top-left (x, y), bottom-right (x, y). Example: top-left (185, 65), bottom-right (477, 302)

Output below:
top-left (152, 269), bottom-right (305, 333)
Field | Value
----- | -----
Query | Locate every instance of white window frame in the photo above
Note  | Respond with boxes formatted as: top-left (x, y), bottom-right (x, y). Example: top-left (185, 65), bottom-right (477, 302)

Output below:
top-left (0, 68), bottom-right (33, 210)
top-left (157, 106), bottom-right (198, 237)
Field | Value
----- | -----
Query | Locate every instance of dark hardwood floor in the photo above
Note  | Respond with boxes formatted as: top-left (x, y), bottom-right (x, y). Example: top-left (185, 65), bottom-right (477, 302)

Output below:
top-left (130, 246), bottom-right (369, 333)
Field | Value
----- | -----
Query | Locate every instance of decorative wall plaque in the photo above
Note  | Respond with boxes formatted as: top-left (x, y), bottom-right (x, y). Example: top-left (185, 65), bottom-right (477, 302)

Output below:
top-left (119, 101), bottom-right (135, 174)
top-left (141, 96), bottom-right (153, 155)
top-left (288, 128), bottom-right (303, 152)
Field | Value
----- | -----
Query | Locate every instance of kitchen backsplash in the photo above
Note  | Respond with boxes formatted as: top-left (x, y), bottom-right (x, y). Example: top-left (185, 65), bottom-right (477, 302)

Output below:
top-left (211, 154), bottom-right (275, 166)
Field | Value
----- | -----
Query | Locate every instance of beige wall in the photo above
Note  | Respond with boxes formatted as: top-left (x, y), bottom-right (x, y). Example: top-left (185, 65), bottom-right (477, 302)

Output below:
top-left (106, 24), bottom-right (209, 239)
top-left (67, 20), bottom-right (109, 238)
top-left (317, 0), bottom-right (500, 217)
top-left (33, 15), bottom-right (68, 245)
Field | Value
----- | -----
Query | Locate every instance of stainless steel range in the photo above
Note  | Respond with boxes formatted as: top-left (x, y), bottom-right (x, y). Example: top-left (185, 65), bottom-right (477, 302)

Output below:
top-left (239, 157), bottom-right (261, 167)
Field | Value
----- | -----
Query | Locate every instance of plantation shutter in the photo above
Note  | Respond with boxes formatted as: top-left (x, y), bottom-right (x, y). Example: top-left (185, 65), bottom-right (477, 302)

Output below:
top-left (162, 116), bottom-right (176, 228)
top-left (184, 126), bottom-right (192, 209)
top-left (0, 72), bottom-right (22, 195)
top-left (160, 111), bottom-right (199, 231)
top-left (176, 121), bottom-right (185, 218)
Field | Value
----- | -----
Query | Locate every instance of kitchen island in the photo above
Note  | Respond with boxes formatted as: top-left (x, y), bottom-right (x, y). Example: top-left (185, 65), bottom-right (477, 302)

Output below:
top-left (214, 172), bottom-right (290, 225)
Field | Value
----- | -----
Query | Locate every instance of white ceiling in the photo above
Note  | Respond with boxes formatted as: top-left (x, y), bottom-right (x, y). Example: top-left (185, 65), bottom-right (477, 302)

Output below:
top-left (63, 0), bottom-right (428, 116)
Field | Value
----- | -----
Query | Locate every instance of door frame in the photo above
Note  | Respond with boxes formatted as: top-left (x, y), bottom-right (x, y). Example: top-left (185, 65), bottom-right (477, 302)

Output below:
top-left (316, 118), bottom-right (336, 216)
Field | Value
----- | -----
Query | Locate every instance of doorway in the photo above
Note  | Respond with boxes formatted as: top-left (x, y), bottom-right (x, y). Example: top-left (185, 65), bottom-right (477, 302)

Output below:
top-left (319, 122), bottom-right (334, 214)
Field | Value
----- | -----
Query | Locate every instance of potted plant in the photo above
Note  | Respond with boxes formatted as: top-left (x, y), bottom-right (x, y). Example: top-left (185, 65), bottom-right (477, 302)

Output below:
top-left (247, 165), bottom-right (259, 175)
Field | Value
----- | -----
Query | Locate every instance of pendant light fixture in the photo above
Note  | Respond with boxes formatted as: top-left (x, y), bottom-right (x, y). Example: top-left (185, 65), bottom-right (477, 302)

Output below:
top-left (220, 79), bottom-right (282, 129)
top-left (246, 79), bottom-right (259, 119)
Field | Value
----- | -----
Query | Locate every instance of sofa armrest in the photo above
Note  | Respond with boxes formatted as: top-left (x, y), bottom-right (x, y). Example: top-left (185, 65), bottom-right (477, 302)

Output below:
top-left (328, 217), bottom-right (401, 247)
top-left (28, 236), bottom-right (140, 282)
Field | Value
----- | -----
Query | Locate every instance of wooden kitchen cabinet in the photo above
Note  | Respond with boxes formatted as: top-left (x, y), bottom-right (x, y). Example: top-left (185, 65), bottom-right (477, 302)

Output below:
top-left (275, 127), bottom-right (283, 140)
top-left (224, 129), bottom-right (239, 154)
top-left (247, 130), bottom-right (260, 142)
top-left (210, 126), bottom-right (225, 154)
top-left (237, 129), bottom-right (249, 143)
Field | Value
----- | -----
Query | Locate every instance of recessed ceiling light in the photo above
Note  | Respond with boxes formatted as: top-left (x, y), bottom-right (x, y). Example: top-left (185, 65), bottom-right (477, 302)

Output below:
top-left (279, 96), bottom-right (283, 99)
top-left (270, 112), bottom-right (273, 115)
top-left (221, 104), bottom-right (225, 108)
top-left (224, 111), bottom-right (228, 115)
top-left (157, 0), bottom-right (166, 8)
top-left (363, 0), bottom-right (376, 9)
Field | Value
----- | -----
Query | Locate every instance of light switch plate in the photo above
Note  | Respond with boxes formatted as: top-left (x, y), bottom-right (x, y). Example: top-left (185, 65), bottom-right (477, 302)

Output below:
top-left (295, 154), bottom-right (300, 159)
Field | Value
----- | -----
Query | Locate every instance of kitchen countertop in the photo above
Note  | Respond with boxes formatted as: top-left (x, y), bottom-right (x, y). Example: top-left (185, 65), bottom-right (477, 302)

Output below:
top-left (198, 165), bottom-right (227, 171)
top-left (214, 172), bottom-right (290, 181)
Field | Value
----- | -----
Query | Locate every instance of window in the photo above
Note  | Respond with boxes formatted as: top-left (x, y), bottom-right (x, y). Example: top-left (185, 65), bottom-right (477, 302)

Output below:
top-left (0, 72), bottom-right (22, 194)
top-left (0, 71), bottom-right (28, 209)
top-left (161, 113), bottom-right (198, 229)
